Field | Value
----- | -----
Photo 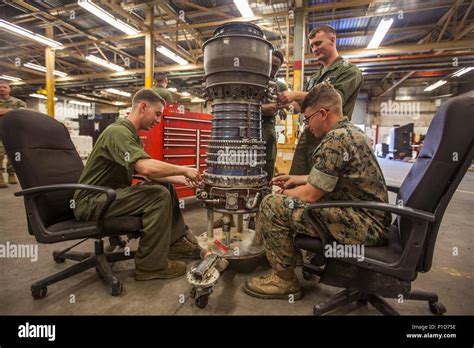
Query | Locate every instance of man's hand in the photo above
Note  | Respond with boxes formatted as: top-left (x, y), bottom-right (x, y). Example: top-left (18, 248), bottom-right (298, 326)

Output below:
top-left (271, 174), bottom-right (308, 189)
top-left (277, 91), bottom-right (307, 105)
top-left (277, 91), bottom-right (296, 105)
top-left (183, 167), bottom-right (201, 184)
top-left (168, 175), bottom-right (198, 188)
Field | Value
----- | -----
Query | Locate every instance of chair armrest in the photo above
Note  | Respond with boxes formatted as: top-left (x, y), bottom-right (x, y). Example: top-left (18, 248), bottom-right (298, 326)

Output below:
top-left (386, 184), bottom-right (400, 194)
top-left (303, 201), bottom-right (435, 277)
top-left (305, 201), bottom-right (435, 222)
top-left (15, 184), bottom-right (116, 230)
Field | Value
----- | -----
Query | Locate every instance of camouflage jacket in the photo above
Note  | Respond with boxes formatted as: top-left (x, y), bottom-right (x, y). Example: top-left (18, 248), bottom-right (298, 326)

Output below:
top-left (308, 117), bottom-right (391, 234)
top-left (0, 96), bottom-right (26, 110)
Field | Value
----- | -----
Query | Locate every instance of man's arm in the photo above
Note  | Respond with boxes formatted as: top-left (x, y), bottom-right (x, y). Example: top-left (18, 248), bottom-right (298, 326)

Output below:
top-left (281, 183), bottom-right (325, 203)
top-left (277, 91), bottom-right (308, 105)
top-left (272, 174), bottom-right (308, 189)
top-left (152, 175), bottom-right (198, 188)
top-left (135, 158), bottom-right (200, 183)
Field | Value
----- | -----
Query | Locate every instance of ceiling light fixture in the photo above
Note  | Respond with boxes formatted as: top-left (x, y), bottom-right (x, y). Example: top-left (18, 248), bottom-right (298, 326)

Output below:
top-left (23, 63), bottom-right (68, 77)
top-left (0, 19), bottom-right (64, 49)
top-left (156, 46), bottom-right (189, 65)
top-left (78, 0), bottom-right (139, 35)
top-left (86, 55), bottom-right (125, 72)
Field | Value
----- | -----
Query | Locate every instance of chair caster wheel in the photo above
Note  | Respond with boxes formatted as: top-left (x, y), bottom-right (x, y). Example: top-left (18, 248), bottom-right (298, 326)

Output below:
top-left (302, 271), bottom-right (312, 280)
top-left (111, 282), bottom-right (122, 296)
top-left (32, 287), bottom-right (48, 299)
top-left (429, 301), bottom-right (446, 315)
top-left (195, 295), bottom-right (209, 309)
top-left (53, 255), bottom-right (65, 263)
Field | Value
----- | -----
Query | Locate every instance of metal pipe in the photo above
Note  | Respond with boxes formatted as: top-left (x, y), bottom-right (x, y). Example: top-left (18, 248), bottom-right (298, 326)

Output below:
top-left (207, 210), bottom-right (214, 238)
top-left (237, 214), bottom-right (243, 233)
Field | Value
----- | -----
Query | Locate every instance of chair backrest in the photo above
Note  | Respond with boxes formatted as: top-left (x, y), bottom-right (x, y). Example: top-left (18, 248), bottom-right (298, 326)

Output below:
top-left (2, 109), bottom-right (84, 228)
top-left (396, 91), bottom-right (474, 272)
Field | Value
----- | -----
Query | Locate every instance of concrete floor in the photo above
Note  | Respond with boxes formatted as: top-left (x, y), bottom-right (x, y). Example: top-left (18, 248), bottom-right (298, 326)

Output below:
top-left (0, 158), bottom-right (473, 315)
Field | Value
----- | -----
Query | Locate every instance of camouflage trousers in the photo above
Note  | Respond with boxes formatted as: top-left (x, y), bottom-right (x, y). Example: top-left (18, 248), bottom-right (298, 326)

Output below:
top-left (257, 194), bottom-right (388, 272)
top-left (0, 141), bottom-right (15, 174)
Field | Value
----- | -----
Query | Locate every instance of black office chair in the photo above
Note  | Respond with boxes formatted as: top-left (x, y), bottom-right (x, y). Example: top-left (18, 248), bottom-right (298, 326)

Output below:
top-left (2, 109), bottom-right (143, 298)
top-left (295, 92), bottom-right (474, 315)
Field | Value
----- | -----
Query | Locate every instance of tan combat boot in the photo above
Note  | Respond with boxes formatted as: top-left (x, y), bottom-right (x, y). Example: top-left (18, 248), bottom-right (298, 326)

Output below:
top-left (168, 233), bottom-right (202, 260)
top-left (243, 270), bottom-right (303, 300)
top-left (134, 260), bottom-right (186, 281)
top-left (8, 174), bottom-right (18, 184)
top-left (0, 174), bottom-right (7, 188)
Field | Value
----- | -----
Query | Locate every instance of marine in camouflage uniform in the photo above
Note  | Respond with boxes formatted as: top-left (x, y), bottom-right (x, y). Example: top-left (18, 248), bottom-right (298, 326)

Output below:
top-left (290, 56), bottom-right (363, 175)
top-left (259, 117), bottom-right (391, 273)
top-left (244, 82), bottom-right (390, 300)
top-left (0, 82), bottom-right (27, 186)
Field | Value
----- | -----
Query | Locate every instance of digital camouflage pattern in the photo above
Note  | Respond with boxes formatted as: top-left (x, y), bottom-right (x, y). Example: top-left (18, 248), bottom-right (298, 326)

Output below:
top-left (290, 56), bottom-right (363, 175)
top-left (0, 96), bottom-right (26, 174)
top-left (257, 117), bottom-right (391, 272)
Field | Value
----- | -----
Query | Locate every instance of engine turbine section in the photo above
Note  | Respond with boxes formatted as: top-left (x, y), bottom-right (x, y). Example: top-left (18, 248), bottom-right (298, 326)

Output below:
top-left (196, 22), bottom-right (274, 258)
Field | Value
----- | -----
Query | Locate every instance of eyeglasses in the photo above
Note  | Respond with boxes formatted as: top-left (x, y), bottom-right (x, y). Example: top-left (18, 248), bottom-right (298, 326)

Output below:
top-left (302, 108), bottom-right (328, 125)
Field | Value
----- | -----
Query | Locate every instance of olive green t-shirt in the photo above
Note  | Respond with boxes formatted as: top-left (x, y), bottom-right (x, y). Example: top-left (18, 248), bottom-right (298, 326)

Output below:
top-left (305, 56), bottom-right (363, 119)
top-left (74, 118), bottom-right (150, 202)
top-left (153, 86), bottom-right (176, 103)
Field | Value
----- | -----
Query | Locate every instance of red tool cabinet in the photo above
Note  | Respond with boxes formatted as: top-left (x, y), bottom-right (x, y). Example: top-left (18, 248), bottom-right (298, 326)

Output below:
top-left (138, 103), bottom-right (212, 198)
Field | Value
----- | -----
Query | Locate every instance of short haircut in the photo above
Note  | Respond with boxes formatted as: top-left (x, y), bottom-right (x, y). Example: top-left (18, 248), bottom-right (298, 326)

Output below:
top-left (273, 50), bottom-right (285, 64)
top-left (308, 24), bottom-right (336, 39)
top-left (301, 82), bottom-right (343, 115)
top-left (132, 88), bottom-right (165, 109)
top-left (0, 80), bottom-right (10, 85)
top-left (155, 72), bottom-right (168, 84)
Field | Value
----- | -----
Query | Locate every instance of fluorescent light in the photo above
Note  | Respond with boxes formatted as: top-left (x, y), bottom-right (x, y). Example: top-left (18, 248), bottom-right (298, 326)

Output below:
top-left (168, 87), bottom-right (177, 92)
top-left (453, 67), bottom-right (474, 77)
top-left (0, 75), bottom-right (22, 82)
top-left (424, 80), bottom-right (447, 92)
top-left (23, 63), bottom-right (68, 77)
top-left (156, 46), bottom-right (188, 65)
top-left (367, 18), bottom-right (393, 49)
top-left (78, 0), bottom-right (139, 35)
top-left (86, 55), bottom-right (124, 72)
top-left (105, 88), bottom-right (131, 97)
top-left (76, 94), bottom-right (96, 101)
top-left (69, 100), bottom-right (91, 106)
top-left (190, 97), bottom-right (205, 103)
top-left (29, 93), bottom-right (58, 101)
top-left (233, 0), bottom-right (254, 17)
top-left (180, 91), bottom-right (190, 97)
top-left (0, 19), bottom-right (64, 49)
